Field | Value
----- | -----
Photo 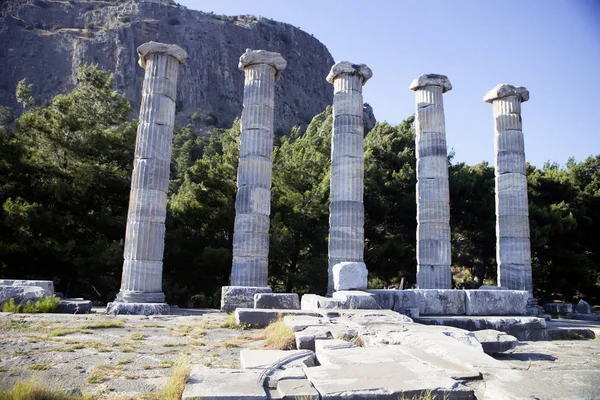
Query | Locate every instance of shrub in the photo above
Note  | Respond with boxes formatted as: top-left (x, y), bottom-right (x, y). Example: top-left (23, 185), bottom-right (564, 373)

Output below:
top-left (205, 113), bottom-right (217, 126)
top-left (2, 299), bottom-right (20, 313)
top-left (190, 112), bottom-right (200, 123)
top-left (1, 295), bottom-right (60, 313)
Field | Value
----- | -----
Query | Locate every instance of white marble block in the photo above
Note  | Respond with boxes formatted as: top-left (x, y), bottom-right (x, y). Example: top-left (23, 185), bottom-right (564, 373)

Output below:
top-left (333, 262), bottom-right (368, 291)
top-left (410, 74), bottom-right (453, 289)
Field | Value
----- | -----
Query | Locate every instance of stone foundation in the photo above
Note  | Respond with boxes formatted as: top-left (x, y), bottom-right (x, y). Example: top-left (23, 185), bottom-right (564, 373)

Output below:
top-left (106, 302), bottom-right (170, 315)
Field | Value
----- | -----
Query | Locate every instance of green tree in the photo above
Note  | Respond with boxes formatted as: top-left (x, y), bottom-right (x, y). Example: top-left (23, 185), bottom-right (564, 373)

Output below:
top-left (15, 79), bottom-right (35, 109)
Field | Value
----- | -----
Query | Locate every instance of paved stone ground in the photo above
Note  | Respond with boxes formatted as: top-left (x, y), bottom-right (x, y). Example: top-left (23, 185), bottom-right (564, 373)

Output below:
top-left (0, 308), bottom-right (264, 398)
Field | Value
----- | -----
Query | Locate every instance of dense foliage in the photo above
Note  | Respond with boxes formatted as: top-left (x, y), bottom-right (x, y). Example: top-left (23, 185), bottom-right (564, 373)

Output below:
top-left (1, 67), bottom-right (598, 306)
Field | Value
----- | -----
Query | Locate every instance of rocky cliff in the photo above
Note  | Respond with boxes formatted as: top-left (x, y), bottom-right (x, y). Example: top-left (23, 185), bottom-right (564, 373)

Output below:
top-left (0, 0), bottom-right (336, 134)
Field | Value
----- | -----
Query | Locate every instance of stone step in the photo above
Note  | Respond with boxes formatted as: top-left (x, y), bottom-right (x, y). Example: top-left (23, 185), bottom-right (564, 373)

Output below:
top-left (235, 308), bottom-right (320, 328)
top-left (58, 299), bottom-right (93, 314)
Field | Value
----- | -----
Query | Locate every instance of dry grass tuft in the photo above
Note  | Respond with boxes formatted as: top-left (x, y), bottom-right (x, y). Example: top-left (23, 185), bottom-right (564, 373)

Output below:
top-left (86, 364), bottom-right (124, 384)
top-left (262, 319), bottom-right (296, 350)
top-left (0, 379), bottom-right (97, 399)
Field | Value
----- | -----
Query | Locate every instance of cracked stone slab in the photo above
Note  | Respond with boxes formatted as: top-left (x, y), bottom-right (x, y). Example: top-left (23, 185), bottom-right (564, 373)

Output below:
top-left (240, 349), bottom-right (316, 369)
top-left (182, 366), bottom-right (266, 400)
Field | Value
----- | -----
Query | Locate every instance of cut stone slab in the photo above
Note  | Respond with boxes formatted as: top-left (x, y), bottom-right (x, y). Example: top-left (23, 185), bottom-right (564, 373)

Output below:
top-left (303, 361), bottom-right (473, 399)
top-left (416, 316), bottom-right (548, 341)
top-left (314, 339), bottom-right (356, 354)
top-left (411, 289), bottom-right (466, 315)
top-left (276, 378), bottom-right (319, 400)
top-left (0, 280), bottom-right (54, 296)
top-left (105, 302), bottom-right (169, 315)
top-left (574, 299), bottom-right (592, 314)
top-left (254, 293), bottom-right (300, 310)
top-left (465, 290), bottom-right (528, 315)
top-left (472, 329), bottom-right (519, 354)
top-left (332, 290), bottom-right (380, 309)
top-left (240, 349), bottom-right (315, 369)
top-left (58, 299), bottom-right (93, 314)
top-left (543, 302), bottom-right (573, 314)
top-left (283, 315), bottom-right (329, 332)
top-left (295, 327), bottom-right (333, 351)
top-left (0, 285), bottom-right (46, 304)
top-left (332, 262), bottom-right (368, 291)
top-left (182, 366), bottom-right (266, 400)
top-left (235, 308), bottom-right (319, 328)
top-left (221, 286), bottom-right (272, 313)
top-left (300, 294), bottom-right (343, 311)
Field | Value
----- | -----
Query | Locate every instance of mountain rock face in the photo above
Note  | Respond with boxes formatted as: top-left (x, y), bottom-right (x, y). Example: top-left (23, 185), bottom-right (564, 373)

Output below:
top-left (0, 0), bottom-right (336, 134)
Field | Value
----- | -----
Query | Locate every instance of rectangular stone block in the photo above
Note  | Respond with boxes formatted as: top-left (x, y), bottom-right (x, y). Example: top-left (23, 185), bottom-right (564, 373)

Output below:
top-left (237, 157), bottom-right (272, 188)
top-left (127, 189), bottom-right (167, 223)
top-left (332, 291), bottom-right (380, 309)
top-left (0, 285), bottom-right (46, 303)
top-left (496, 151), bottom-right (526, 175)
top-left (142, 76), bottom-right (177, 101)
top-left (543, 302), bottom-right (573, 314)
top-left (497, 215), bottom-right (530, 238)
top-left (332, 132), bottom-right (363, 158)
top-left (0, 280), bottom-right (54, 296)
top-left (277, 378), bottom-right (320, 400)
top-left (123, 221), bottom-right (166, 261)
top-left (230, 257), bottom-right (269, 287)
top-left (416, 316), bottom-right (547, 341)
top-left (333, 91), bottom-right (363, 116)
top-left (242, 79), bottom-right (275, 109)
top-left (495, 130), bottom-right (525, 153)
top-left (235, 308), bottom-right (319, 328)
top-left (417, 201), bottom-right (450, 223)
top-left (241, 104), bottom-right (273, 131)
top-left (329, 200), bottom-right (364, 227)
top-left (498, 237), bottom-right (531, 264)
top-left (416, 132), bottom-right (447, 158)
top-left (411, 289), bottom-right (466, 315)
top-left (232, 231), bottom-right (269, 257)
top-left (254, 293), bottom-right (300, 310)
top-left (120, 259), bottom-right (163, 292)
top-left (300, 294), bottom-right (344, 311)
top-left (220, 286), bottom-right (272, 313)
top-left (465, 290), bottom-right (528, 315)
top-left (417, 239), bottom-right (451, 266)
top-left (417, 156), bottom-right (449, 179)
top-left (235, 186), bottom-right (271, 215)
top-left (239, 129), bottom-right (272, 159)
top-left (333, 115), bottom-right (363, 136)
top-left (140, 94), bottom-right (176, 127)
top-left (417, 178), bottom-right (449, 203)
top-left (130, 158), bottom-right (170, 192)
top-left (417, 265), bottom-right (452, 289)
top-left (135, 123), bottom-right (174, 160)
top-left (233, 213), bottom-right (270, 234)
top-left (181, 367), bottom-right (265, 400)
top-left (417, 222), bottom-right (451, 242)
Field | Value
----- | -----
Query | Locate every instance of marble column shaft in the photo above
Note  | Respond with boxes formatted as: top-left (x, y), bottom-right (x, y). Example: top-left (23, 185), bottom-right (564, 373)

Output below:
top-left (484, 84), bottom-right (532, 295)
top-left (409, 74), bottom-right (453, 289)
top-left (117, 42), bottom-right (187, 303)
top-left (326, 62), bottom-right (372, 295)
top-left (231, 49), bottom-right (287, 287)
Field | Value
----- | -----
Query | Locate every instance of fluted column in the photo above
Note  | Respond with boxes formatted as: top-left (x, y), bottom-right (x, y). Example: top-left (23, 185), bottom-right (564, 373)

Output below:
top-left (113, 42), bottom-right (187, 307)
top-left (409, 74), bottom-right (452, 289)
top-left (230, 49), bottom-right (287, 287)
top-left (326, 62), bottom-right (372, 295)
top-left (484, 84), bottom-right (532, 295)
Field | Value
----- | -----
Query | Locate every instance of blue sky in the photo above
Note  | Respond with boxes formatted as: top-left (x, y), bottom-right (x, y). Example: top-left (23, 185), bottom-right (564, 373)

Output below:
top-left (178, 0), bottom-right (599, 167)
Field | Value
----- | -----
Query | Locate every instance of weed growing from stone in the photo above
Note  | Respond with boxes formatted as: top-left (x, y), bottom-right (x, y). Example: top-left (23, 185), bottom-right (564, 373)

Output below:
top-left (262, 319), bottom-right (295, 350)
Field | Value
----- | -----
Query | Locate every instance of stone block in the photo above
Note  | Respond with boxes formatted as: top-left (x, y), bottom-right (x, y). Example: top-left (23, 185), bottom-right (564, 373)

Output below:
top-left (243, 79), bottom-right (275, 109)
top-left (329, 200), bottom-right (364, 227)
top-left (332, 290), bottom-right (380, 309)
top-left (543, 302), bottom-right (573, 314)
top-left (332, 262), bottom-right (367, 291)
top-left (239, 128), bottom-right (272, 159)
top-left (471, 329), bottom-right (518, 354)
top-left (0, 285), bottom-right (46, 304)
top-left (119, 260), bottom-right (164, 294)
top-left (416, 316), bottom-right (548, 341)
top-left (300, 294), bottom-right (344, 311)
top-left (465, 290), bottom-right (528, 316)
top-left (230, 256), bottom-right (269, 287)
top-left (495, 151), bottom-right (526, 175)
top-left (233, 213), bottom-right (270, 234)
top-left (240, 349), bottom-right (315, 369)
top-left (333, 115), bottom-right (363, 136)
top-left (283, 316), bottom-right (328, 332)
top-left (417, 265), bottom-right (452, 289)
top-left (314, 339), bottom-right (356, 354)
top-left (416, 156), bottom-right (448, 179)
top-left (127, 189), bottom-right (168, 223)
top-left (220, 286), bottom-right (272, 313)
top-left (496, 189), bottom-right (529, 216)
top-left (235, 186), bottom-right (271, 215)
top-left (140, 94), bottom-right (176, 127)
top-left (411, 289), bottom-right (466, 315)
top-left (332, 132), bottom-right (363, 158)
top-left (58, 299), bottom-right (92, 314)
top-left (130, 153), bottom-right (172, 192)
top-left (0, 280), bottom-right (54, 296)
top-left (182, 367), bottom-right (265, 400)
top-left (416, 132), bottom-right (447, 158)
top-left (135, 123), bottom-right (174, 160)
top-left (254, 293), bottom-right (300, 310)
top-left (574, 299), bottom-right (592, 314)
top-left (495, 130), bottom-right (525, 153)
top-left (241, 104), bottom-right (274, 131)
top-left (235, 308), bottom-right (319, 328)
top-left (498, 237), bottom-right (531, 264)
top-left (417, 240), bottom-right (451, 266)
top-left (123, 221), bottom-right (166, 261)
top-left (497, 263), bottom-right (532, 292)
top-left (417, 221), bottom-right (451, 242)
top-left (277, 378), bottom-right (320, 400)
top-left (295, 326), bottom-right (333, 351)
top-left (417, 201), bottom-right (450, 223)
top-left (236, 158), bottom-right (272, 188)
top-left (143, 76), bottom-right (177, 101)
top-left (330, 162), bottom-right (364, 203)
top-left (497, 215), bottom-right (530, 238)
top-left (105, 302), bottom-right (169, 315)
top-left (416, 177), bottom-right (450, 203)
top-left (232, 231), bottom-right (269, 257)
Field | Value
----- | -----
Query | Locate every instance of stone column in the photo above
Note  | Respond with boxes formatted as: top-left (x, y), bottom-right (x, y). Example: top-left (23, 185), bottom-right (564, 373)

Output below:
top-left (326, 62), bottom-right (372, 295)
top-left (230, 49), bottom-right (287, 287)
top-left (107, 42), bottom-right (187, 315)
top-left (409, 74), bottom-right (452, 289)
top-left (484, 84), bottom-right (532, 295)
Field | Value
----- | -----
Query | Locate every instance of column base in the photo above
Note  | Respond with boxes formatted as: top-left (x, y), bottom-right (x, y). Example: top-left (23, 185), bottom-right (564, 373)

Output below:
top-left (115, 290), bottom-right (165, 303)
top-left (106, 302), bottom-right (170, 315)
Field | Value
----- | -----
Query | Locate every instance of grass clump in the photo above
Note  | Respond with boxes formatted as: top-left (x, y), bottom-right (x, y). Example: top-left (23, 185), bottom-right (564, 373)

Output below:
top-left (159, 359), bottom-right (191, 400)
top-left (130, 333), bottom-right (146, 341)
top-left (86, 364), bottom-right (123, 384)
top-left (28, 363), bottom-right (51, 371)
top-left (0, 379), bottom-right (97, 400)
top-left (220, 313), bottom-right (247, 330)
top-left (81, 320), bottom-right (124, 330)
top-left (262, 319), bottom-right (295, 350)
top-left (2, 295), bottom-right (60, 313)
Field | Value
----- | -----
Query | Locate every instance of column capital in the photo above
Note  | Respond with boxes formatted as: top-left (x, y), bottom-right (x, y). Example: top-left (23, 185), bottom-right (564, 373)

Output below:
top-left (484, 84), bottom-right (529, 103)
top-left (326, 61), bottom-right (372, 85)
top-left (409, 74), bottom-right (452, 93)
top-left (137, 41), bottom-right (188, 69)
top-left (238, 49), bottom-right (287, 80)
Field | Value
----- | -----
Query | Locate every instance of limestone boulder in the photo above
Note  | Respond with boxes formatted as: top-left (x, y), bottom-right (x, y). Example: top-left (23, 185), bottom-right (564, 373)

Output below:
top-left (574, 299), bottom-right (592, 315)
top-left (332, 262), bottom-right (368, 291)
top-left (0, 285), bottom-right (46, 304)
